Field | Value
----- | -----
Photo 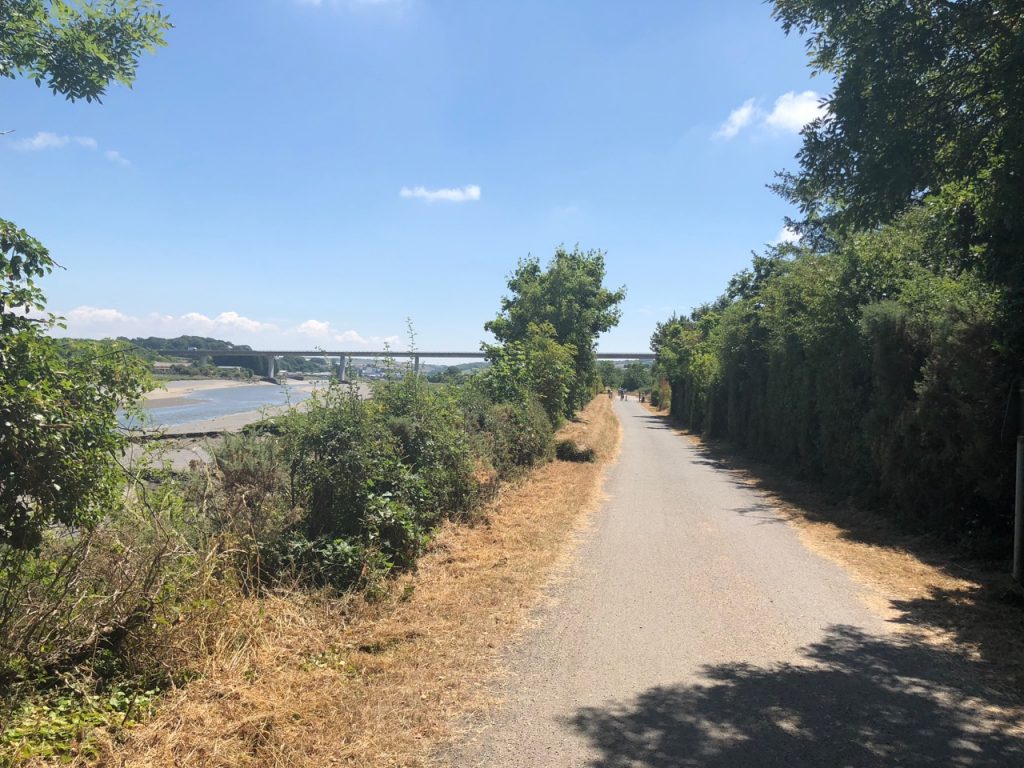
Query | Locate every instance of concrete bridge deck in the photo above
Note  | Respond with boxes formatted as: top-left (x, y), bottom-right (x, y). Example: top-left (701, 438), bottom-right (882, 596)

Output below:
top-left (175, 349), bottom-right (655, 377)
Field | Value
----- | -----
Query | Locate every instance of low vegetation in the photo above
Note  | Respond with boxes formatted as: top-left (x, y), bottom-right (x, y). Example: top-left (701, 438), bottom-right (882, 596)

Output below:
top-left (104, 395), bottom-right (620, 768)
top-left (2, 225), bottom-right (624, 762)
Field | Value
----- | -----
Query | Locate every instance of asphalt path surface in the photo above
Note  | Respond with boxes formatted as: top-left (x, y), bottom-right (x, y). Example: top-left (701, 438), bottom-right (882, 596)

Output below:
top-left (451, 400), bottom-right (1023, 767)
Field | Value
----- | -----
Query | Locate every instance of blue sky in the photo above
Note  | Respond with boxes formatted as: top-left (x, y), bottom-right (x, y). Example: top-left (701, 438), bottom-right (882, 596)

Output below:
top-left (2, 0), bottom-right (825, 353)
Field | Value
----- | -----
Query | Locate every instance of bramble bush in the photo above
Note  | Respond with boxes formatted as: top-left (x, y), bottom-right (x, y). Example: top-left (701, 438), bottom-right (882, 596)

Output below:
top-left (263, 367), bottom-right (556, 591)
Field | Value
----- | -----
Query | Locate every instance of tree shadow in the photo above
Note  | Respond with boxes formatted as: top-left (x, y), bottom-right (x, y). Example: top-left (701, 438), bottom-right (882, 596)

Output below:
top-left (636, 409), bottom-right (1024, 693)
top-left (567, 625), bottom-right (1024, 767)
top-left (631, 413), bottom-right (675, 432)
top-left (732, 502), bottom-right (790, 525)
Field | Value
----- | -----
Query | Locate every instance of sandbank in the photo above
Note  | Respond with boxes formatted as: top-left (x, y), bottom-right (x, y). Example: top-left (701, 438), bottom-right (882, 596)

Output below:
top-left (145, 378), bottom-right (262, 403)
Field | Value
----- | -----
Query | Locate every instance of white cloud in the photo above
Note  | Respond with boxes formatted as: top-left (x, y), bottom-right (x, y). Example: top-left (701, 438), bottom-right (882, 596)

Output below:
top-left (208, 311), bottom-right (276, 333)
top-left (335, 329), bottom-right (373, 345)
top-left (57, 307), bottom-right (276, 343)
top-left (714, 99), bottom-right (758, 140)
top-left (53, 306), bottom-right (402, 349)
top-left (296, 319), bottom-right (332, 337)
top-left (66, 306), bottom-right (132, 324)
top-left (713, 90), bottom-right (824, 140)
top-left (294, 0), bottom-right (405, 7)
top-left (14, 132), bottom-right (69, 150)
top-left (774, 226), bottom-right (801, 245)
top-left (10, 131), bottom-right (131, 166)
top-left (400, 184), bottom-right (481, 203)
top-left (764, 91), bottom-right (824, 133)
top-left (13, 132), bottom-right (100, 151)
top-left (297, 0), bottom-right (406, 6)
top-left (334, 330), bottom-right (401, 347)
top-left (104, 149), bottom-right (130, 166)
top-left (551, 203), bottom-right (582, 219)
top-left (294, 320), bottom-right (399, 347)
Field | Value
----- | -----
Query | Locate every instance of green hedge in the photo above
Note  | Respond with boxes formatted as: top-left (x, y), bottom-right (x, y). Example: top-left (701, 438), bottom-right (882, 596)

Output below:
top-left (653, 203), bottom-right (1017, 552)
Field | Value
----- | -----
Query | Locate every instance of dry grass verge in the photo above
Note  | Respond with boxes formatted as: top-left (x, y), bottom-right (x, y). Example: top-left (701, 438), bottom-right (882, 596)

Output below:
top-left (93, 396), bottom-right (620, 768)
top-left (640, 404), bottom-right (1024, 699)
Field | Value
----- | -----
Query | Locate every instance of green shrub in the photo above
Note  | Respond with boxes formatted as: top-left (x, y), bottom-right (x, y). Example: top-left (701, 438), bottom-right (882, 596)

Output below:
top-left (555, 440), bottom-right (596, 463)
top-left (266, 532), bottom-right (365, 590)
top-left (481, 399), bottom-right (554, 477)
top-left (374, 377), bottom-right (477, 522)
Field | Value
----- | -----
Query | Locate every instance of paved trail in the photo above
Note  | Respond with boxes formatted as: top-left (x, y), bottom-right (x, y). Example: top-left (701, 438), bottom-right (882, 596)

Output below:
top-left (452, 400), bottom-right (1023, 767)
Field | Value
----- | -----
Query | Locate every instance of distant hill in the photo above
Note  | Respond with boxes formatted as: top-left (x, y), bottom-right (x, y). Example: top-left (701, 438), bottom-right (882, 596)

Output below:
top-left (120, 335), bottom-right (251, 353)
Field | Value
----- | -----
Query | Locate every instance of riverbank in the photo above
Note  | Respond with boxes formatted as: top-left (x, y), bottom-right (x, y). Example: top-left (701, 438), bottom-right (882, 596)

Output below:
top-left (129, 381), bottom-right (370, 471)
top-left (137, 379), bottom-right (328, 432)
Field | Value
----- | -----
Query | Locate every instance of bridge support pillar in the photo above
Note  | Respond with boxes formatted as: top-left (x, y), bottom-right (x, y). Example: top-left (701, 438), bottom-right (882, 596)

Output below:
top-left (414, 355), bottom-right (420, 375)
top-left (337, 354), bottom-right (347, 382)
top-left (264, 355), bottom-right (275, 379)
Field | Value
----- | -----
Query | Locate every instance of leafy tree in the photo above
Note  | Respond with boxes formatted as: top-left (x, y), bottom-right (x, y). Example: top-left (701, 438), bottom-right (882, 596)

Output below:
top-left (597, 360), bottom-right (623, 390)
top-left (481, 322), bottom-right (576, 424)
top-left (127, 335), bottom-right (247, 353)
top-left (1, 0), bottom-right (168, 547)
top-left (621, 361), bottom-right (651, 392)
top-left (1, 226), bottom-right (151, 547)
top-left (485, 246), bottom-right (625, 415)
top-left (771, 0), bottom-right (1024, 284)
top-left (426, 366), bottom-right (467, 384)
top-left (1, 335), bottom-right (149, 548)
top-left (0, 0), bottom-right (170, 102)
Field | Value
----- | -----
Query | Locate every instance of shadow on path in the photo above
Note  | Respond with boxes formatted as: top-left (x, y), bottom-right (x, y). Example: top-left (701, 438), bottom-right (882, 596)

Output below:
top-left (568, 625), bottom-right (1024, 767)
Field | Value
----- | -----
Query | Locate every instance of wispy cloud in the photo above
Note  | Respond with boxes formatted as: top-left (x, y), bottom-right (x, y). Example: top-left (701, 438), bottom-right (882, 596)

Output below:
top-left (14, 132), bottom-right (97, 151)
top-left (400, 184), bottom-right (481, 203)
top-left (104, 149), bottom-right (130, 166)
top-left (713, 91), bottom-right (825, 140)
top-left (65, 306), bottom-right (132, 324)
top-left (58, 306), bottom-right (278, 344)
top-left (11, 131), bottom-right (129, 165)
top-left (56, 306), bottom-right (402, 349)
top-left (295, 0), bottom-right (407, 7)
top-left (714, 99), bottom-right (758, 140)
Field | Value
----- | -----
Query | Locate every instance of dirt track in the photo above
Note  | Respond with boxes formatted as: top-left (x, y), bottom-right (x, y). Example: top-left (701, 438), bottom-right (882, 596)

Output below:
top-left (451, 400), bottom-right (1024, 767)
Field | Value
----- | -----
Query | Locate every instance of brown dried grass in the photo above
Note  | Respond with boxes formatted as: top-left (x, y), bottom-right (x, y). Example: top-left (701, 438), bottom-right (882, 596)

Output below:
top-left (96, 396), bottom-right (620, 768)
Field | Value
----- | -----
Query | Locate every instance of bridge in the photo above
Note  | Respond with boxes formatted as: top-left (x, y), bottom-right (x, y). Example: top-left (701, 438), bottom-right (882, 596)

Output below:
top-left (176, 349), bottom-right (655, 379)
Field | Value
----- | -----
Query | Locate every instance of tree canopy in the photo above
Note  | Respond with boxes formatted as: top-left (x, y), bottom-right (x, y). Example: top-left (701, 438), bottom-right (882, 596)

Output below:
top-left (0, 0), bottom-right (170, 103)
top-left (485, 246), bottom-right (625, 414)
top-left (771, 0), bottom-right (1024, 284)
top-left (1, 0), bottom-right (168, 548)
